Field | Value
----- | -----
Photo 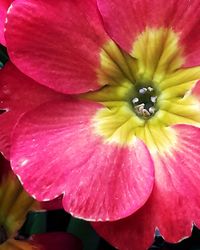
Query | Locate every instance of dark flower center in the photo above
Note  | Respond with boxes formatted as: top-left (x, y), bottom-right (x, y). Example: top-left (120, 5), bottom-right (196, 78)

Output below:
top-left (132, 85), bottom-right (158, 119)
top-left (0, 225), bottom-right (7, 245)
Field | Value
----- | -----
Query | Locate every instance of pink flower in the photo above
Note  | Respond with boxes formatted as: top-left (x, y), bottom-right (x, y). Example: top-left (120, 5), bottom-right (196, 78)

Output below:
top-left (1, 0), bottom-right (200, 249)
top-left (0, 0), bottom-right (12, 46)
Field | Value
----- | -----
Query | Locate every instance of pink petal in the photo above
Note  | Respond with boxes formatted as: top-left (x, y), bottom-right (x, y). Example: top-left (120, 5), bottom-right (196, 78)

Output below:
top-left (0, 62), bottom-right (65, 159)
top-left (5, 0), bottom-right (109, 94)
top-left (10, 98), bottom-right (154, 221)
top-left (40, 196), bottom-right (63, 211)
top-left (97, 0), bottom-right (200, 67)
top-left (192, 80), bottom-right (200, 100)
top-left (0, 0), bottom-right (12, 45)
top-left (30, 232), bottom-right (82, 250)
top-left (93, 124), bottom-right (200, 249)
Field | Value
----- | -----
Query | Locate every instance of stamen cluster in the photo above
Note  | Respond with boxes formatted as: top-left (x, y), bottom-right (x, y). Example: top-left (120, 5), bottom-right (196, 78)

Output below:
top-left (132, 86), bottom-right (157, 119)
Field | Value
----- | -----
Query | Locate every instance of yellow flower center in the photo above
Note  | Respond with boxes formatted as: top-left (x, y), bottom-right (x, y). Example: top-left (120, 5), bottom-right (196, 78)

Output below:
top-left (82, 28), bottom-right (200, 155)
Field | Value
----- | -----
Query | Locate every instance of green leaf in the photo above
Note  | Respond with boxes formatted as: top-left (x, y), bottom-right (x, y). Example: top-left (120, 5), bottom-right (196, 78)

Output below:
top-left (67, 217), bottom-right (100, 250)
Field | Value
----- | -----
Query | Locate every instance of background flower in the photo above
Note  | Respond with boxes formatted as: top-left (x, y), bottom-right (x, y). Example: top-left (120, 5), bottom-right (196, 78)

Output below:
top-left (0, 154), bottom-right (82, 250)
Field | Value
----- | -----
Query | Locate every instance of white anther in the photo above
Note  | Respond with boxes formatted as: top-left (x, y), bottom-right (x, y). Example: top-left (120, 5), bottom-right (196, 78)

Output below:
top-left (149, 107), bottom-right (155, 114)
top-left (135, 103), bottom-right (145, 112)
top-left (132, 97), bottom-right (139, 104)
top-left (139, 88), bottom-right (147, 94)
top-left (148, 87), bottom-right (154, 92)
top-left (151, 96), bottom-right (157, 103)
top-left (135, 103), bottom-right (150, 117)
top-left (142, 109), bottom-right (151, 117)
top-left (135, 103), bottom-right (156, 117)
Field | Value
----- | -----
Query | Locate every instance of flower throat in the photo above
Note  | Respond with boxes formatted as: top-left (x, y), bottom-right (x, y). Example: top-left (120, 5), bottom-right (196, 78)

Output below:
top-left (132, 84), bottom-right (158, 119)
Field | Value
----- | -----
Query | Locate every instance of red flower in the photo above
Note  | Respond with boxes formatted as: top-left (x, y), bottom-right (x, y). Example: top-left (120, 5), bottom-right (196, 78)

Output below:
top-left (0, 0), bottom-right (12, 46)
top-left (0, 0), bottom-right (200, 249)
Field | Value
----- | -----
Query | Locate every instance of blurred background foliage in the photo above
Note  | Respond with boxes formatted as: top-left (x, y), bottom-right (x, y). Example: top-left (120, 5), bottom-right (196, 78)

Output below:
top-left (1, 44), bottom-right (200, 250)
top-left (19, 211), bottom-right (200, 250)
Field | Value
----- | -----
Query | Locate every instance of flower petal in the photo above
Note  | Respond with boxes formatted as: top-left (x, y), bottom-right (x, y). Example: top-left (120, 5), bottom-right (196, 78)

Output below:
top-left (10, 98), bottom-right (154, 221)
top-left (0, 0), bottom-right (12, 46)
top-left (93, 124), bottom-right (200, 249)
top-left (30, 232), bottom-right (82, 250)
top-left (97, 0), bottom-right (200, 67)
top-left (192, 80), bottom-right (200, 100)
top-left (40, 196), bottom-right (63, 211)
top-left (0, 62), bottom-right (65, 159)
top-left (5, 0), bottom-right (109, 94)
